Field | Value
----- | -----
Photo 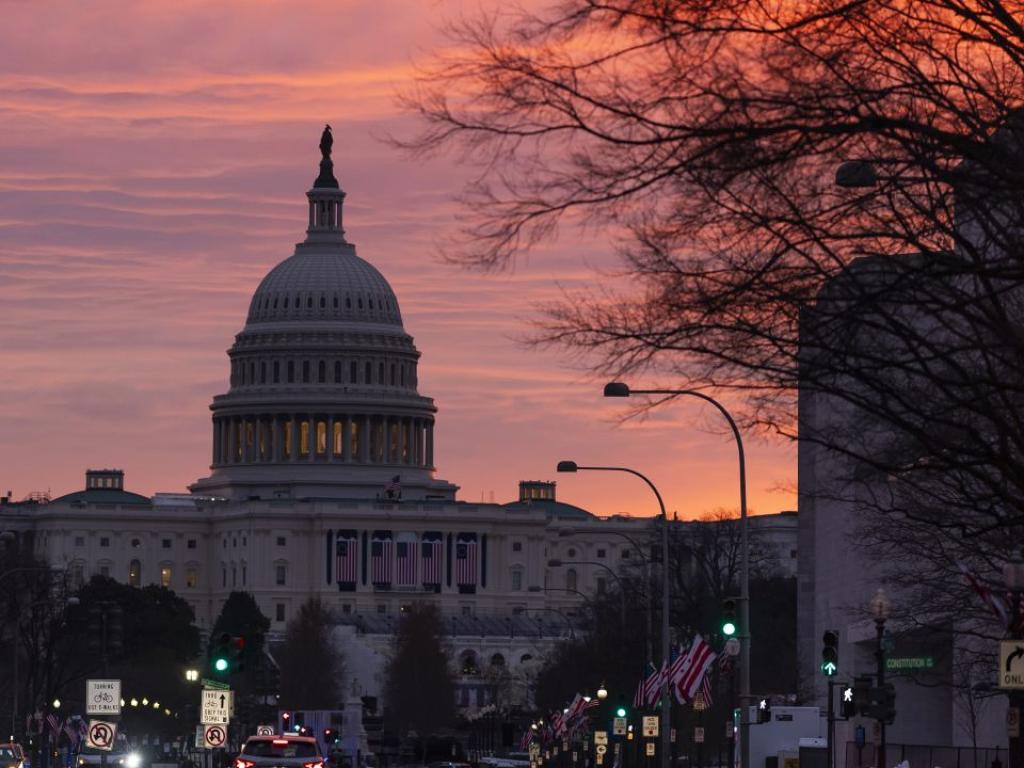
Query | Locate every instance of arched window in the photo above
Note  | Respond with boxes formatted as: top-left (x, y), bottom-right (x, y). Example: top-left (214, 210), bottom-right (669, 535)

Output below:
top-left (460, 650), bottom-right (480, 676)
top-left (390, 364), bottom-right (396, 386)
top-left (287, 361), bottom-right (295, 383)
top-left (318, 360), bottom-right (326, 383)
top-left (334, 361), bottom-right (342, 383)
top-left (128, 559), bottom-right (141, 587)
top-left (260, 362), bottom-right (266, 384)
top-left (350, 361), bottom-right (357, 383)
top-left (160, 564), bottom-right (172, 588)
top-left (490, 653), bottom-right (506, 668)
top-left (510, 567), bottom-right (523, 592)
top-left (302, 360), bottom-right (310, 383)
top-left (273, 361), bottom-right (280, 383)
top-left (319, 296), bottom-right (326, 309)
top-left (378, 362), bottom-right (385, 383)
top-left (365, 362), bottom-right (372, 383)
top-left (566, 568), bottom-right (577, 591)
top-left (520, 653), bottom-right (533, 664)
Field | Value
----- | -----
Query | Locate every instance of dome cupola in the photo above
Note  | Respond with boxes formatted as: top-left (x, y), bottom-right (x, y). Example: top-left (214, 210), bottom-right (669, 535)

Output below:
top-left (191, 127), bottom-right (457, 503)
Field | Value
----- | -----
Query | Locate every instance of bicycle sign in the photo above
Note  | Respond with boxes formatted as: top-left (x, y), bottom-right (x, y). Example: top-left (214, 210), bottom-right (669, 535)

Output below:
top-left (86, 680), bottom-right (121, 715)
top-left (87, 720), bottom-right (117, 751)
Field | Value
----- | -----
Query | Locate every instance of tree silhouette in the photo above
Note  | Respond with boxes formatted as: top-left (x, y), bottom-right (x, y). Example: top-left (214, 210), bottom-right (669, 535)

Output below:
top-left (278, 599), bottom-right (344, 710)
top-left (382, 604), bottom-right (456, 743)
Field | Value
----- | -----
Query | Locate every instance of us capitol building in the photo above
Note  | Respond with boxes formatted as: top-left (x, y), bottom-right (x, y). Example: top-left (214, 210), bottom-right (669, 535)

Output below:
top-left (1, 128), bottom-right (796, 707)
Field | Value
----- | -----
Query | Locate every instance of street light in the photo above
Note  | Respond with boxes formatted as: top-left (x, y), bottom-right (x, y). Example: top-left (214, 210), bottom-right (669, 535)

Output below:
top-left (559, 526), bottom-right (656, 669)
top-left (597, 684), bottom-right (608, 700)
top-left (556, 458), bottom-right (671, 768)
top-left (604, 380), bottom-right (752, 768)
top-left (870, 588), bottom-right (891, 768)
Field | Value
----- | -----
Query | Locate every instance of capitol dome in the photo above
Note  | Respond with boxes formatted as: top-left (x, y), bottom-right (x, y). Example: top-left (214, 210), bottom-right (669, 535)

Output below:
top-left (191, 126), bottom-right (456, 503)
top-left (245, 249), bottom-right (403, 327)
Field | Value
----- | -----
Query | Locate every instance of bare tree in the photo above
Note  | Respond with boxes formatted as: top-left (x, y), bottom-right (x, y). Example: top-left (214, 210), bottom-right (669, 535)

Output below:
top-left (398, 0), bottom-right (1024, 638)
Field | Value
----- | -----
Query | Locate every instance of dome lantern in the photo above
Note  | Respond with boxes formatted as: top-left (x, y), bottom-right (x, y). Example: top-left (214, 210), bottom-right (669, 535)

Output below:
top-left (306, 124), bottom-right (347, 244)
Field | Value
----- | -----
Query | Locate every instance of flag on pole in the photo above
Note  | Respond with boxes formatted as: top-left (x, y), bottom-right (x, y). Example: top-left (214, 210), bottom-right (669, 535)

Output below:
top-left (635, 662), bottom-right (657, 707)
top-left (675, 635), bottom-right (716, 703)
top-left (959, 563), bottom-right (1011, 627)
top-left (645, 659), bottom-right (668, 707)
top-left (700, 671), bottom-right (714, 708)
top-left (384, 475), bottom-right (402, 500)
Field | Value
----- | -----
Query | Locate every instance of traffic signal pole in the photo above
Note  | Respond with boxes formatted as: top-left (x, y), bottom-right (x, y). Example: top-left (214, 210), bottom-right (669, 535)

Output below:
top-left (874, 619), bottom-right (886, 768)
top-left (826, 681), bottom-right (834, 768)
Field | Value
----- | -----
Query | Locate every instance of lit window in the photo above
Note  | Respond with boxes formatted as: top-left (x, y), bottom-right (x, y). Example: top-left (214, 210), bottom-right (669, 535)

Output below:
top-left (186, 568), bottom-right (198, 588)
top-left (276, 564), bottom-right (287, 586)
top-left (160, 566), bottom-right (172, 587)
top-left (128, 559), bottom-right (141, 587)
top-left (333, 421), bottom-right (342, 455)
top-left (300, 421), bottom-right (310, 456)
top-left (316, 420), bottom-right (327, 455)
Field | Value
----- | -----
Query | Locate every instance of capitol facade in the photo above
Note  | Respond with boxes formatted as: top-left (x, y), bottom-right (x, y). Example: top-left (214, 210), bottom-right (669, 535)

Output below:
top-left (0, 129), bottom-right (796, 707)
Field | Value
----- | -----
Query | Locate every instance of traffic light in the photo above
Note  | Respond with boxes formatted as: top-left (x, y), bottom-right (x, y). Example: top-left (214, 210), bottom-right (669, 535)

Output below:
top-left (821, 630), bottom-right (839, 676)
top-left (852, 676), bottom-right (872, 716)
top-left (757, 698), bottom-right (771, 724)
top-left (323, 729), bottom-right (336, 744)
top-left (869, 683), bottom-right (896, 724)
top-left (210, 633), bottom-right (246, 676)
top-left (281, 712), bottom-right (292, 731)
top-left (615, 692), bottom-right (628, 719)
top-left (721, 599), bottom-right (738, 637)
top-left (839, 684), bottom-right (855, 719)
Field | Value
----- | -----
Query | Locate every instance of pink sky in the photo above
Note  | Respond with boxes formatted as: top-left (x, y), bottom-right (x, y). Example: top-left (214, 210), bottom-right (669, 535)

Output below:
top-left (0, 1), bottom-right (795, 518)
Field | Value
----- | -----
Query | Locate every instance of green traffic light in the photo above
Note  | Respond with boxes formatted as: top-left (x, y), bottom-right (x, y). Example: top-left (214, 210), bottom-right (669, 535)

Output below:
top-left (214, 657), bottom-right (229, 672)
top-left (820, 660), bottom-right (837, 676)
top-left (722, 621), bottom-right (737, 637)
top-left (615, 707), bottom-right (627, 718)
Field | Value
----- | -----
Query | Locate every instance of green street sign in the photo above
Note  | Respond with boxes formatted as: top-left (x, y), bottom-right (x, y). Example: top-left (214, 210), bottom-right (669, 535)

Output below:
top-left (201, 678), bottom-right (230, 690)
top-left (885, 656), bottom-right (934, 672)
top-left (821, 661), bottom-right (837, 676)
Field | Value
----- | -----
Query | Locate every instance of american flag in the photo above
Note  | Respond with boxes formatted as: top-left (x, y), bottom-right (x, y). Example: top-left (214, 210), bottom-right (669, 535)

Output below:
top-left (396, 538), bottom-right (418, 586)
top-left (63, 719), bottom-right (81, 747)
top-left (634, 662), bottom-right (656, 707)
top-left (960, 563), bottom-right (1013, 627)
top-left (371, 535), bottom-right (393, 584)
top-left (336, 531), bottom-right (357, 584)
top-left (699, 671), bottom-right (714, 708)
top-left (421, 536), bottom-right (443, 586)
top-left (645, 659), bottom-right (668, 707)
top-left (46, 714), bottom-right (60, 742)
top-left (384, 474), bottom-right (402, 500)
top-left (455, 537), bottom-right (478, 586)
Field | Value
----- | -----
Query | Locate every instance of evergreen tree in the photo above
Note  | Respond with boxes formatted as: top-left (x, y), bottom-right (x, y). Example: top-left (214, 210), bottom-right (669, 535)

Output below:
top-left (383, 604), bottom-right (456, 741)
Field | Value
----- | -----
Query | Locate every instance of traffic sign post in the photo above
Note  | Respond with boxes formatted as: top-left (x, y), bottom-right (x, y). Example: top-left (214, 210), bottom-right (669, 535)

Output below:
top-left (201, 689), bottom-right (232, 724)
top-left (612, 718), bottom-right (627, 736)
top-left (1000, 641), bottom-right (1024, 689)
top-left (594, 732), bottom-right (608, 746)
top-left (86, 721), bottom-right (117, 751)
top-left (642, 716), bottom-right (659, 738)
top-left (256, 725), bottom-right (275, 736)
top-left (203, 724), bottom-right (227, 749)
top-left (86, 680), bottom-right (122, 716)
top-left (694, 727), bottom-right (704, 744)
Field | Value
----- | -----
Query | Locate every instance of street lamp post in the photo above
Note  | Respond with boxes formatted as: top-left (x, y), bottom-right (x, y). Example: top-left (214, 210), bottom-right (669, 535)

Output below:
top-left (604, 381), bottom-right (751, 768)
top-left (558, 528), bottom-right (655, 671)
top-left (556, 461), bottom-right (670, 768)
top-left (1005, 563), bottom-right (1024, 768)
top-left (869, 589), bottom-right (891, 768)
top-left (547, 558), bottom-right (628, 627)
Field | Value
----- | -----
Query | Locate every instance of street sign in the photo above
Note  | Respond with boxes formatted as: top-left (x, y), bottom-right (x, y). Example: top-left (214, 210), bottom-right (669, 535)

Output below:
top-left (203, 724), bottom-right (227, 749)
top-left (596, 746), bottom-right (607, 756)
top-left (86, 720), bottom-right (117, 751)
top-left (642, 716), bottom-right (659, 738)
top-left (612, 718), bottom-right (627, 736)
top-left (201, 678), bottom-right (230, 690)
top-left (1000, 641), bottom-right (1024, 689)
top-left (195, 726), bottom-right (205, 746)
top-left (725, 638), bottom-right (740, 656)
top-left (256, 725), bottom-right (274, 736)
top-left (885, 656), bottom-right (934, 672)
top-left (596, 757), bottom-right (603, 766)
top-left (645, 744), bottom-right (655, 757)
top-left (86, 680), bottom-right (122, 716)
top-left (594, 732), bottom-right (608, 746)
top-left (201, 689), bottom-right (232, 724)
top-left (670, 728), bottom-right (676, 743)
top-left (693, 727), bottom-right (704, 744)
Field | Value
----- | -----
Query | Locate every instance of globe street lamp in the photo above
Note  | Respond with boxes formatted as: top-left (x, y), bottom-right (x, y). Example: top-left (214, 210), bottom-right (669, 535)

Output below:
top-left (604, 380), bottom-right (752, 768)
top-left (597, 684), bottom-right (608, 700)
top-left (556, 459), bottom-right (671, 768)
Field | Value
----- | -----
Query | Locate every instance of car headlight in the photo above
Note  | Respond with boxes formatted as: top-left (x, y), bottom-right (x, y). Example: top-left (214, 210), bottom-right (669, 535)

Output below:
top-left (125, 755), bottom-right (141, 768)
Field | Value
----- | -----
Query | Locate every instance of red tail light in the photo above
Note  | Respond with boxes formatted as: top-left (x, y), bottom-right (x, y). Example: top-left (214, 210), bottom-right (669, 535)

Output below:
top-left (303, 761), bottom-right (324, 768)
top-left (235, 760), bottom-right (255, 768)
